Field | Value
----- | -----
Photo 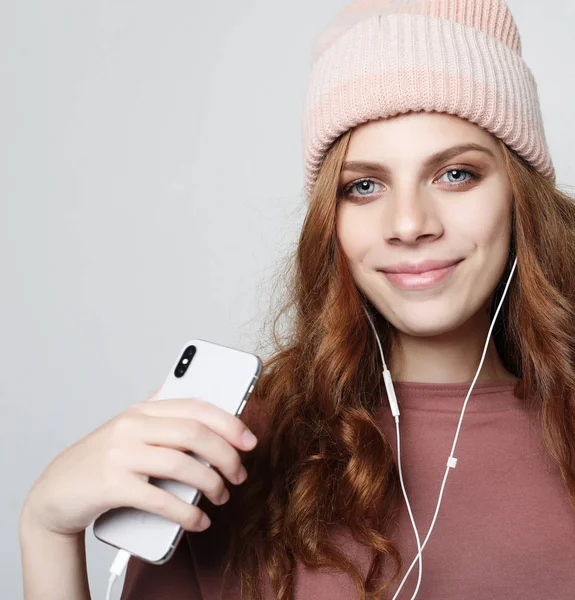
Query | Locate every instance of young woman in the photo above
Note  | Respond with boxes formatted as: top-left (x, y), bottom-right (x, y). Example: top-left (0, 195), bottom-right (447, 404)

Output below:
top-left (20, 1), bottom-right (575, 599)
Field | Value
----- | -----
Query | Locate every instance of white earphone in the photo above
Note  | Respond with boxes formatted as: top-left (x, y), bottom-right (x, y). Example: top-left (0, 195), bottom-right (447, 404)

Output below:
top-left (363, 255), bottom-right (518, 599)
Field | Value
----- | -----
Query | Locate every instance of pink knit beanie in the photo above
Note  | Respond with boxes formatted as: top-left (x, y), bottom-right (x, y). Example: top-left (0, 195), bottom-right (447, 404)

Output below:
top-left (301, 0), bottom-right (555, 200)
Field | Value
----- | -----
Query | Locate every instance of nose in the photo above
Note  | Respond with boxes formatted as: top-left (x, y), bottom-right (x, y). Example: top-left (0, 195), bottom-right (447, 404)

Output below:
top-left (384, 184), bottom-right (443, 245)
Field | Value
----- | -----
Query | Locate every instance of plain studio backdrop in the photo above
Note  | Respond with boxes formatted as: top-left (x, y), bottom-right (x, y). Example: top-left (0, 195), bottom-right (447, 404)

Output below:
top-left (2, 1), bottom-right (574, 598)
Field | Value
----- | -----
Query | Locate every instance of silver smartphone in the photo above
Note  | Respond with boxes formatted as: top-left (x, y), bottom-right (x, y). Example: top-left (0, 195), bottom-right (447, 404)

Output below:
top-left (93, 338), bottom-right (263, 564)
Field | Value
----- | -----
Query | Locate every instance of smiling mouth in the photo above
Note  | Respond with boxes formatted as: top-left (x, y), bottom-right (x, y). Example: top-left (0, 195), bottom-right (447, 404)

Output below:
top-left (379, 260), bottom-right (462, 290)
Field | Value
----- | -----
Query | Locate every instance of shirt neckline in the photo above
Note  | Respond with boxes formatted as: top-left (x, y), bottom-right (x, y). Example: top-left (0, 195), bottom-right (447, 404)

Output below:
top-left (384, 378), bottom-right (523, 413)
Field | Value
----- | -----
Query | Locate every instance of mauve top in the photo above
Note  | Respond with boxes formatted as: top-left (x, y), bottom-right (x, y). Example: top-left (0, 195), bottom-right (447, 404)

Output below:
top-left (120, 379), bottom-right (575, 599)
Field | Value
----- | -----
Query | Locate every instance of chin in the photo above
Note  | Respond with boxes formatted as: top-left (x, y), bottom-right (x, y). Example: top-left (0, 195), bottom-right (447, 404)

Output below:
top-left (388, 309), bottom-right (468, 337)
top-left (396, 322), bottom-right (457, 338)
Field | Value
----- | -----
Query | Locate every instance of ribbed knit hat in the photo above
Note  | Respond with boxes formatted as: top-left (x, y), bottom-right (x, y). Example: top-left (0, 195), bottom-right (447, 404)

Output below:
top-left (301, 0), bottom-right (555, 200)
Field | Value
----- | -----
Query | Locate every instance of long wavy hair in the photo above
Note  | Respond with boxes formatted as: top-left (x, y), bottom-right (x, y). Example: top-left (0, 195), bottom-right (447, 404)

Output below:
top-left (208, 124), bottom-right (575, 600)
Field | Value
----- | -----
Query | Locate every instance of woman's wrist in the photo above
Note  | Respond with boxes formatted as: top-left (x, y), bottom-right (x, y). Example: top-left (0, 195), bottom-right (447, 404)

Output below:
top-left (20, 502), bottom-right (91, 600)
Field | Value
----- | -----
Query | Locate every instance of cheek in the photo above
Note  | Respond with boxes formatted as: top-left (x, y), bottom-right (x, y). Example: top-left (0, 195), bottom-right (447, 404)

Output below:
top-left (451, 192), bottom-right (512, 248)
top-left (336, 205), bottom-right (373, 261)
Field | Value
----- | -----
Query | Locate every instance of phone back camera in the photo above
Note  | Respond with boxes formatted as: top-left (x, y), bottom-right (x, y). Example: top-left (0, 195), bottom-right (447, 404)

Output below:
top-left (175, 344), bottom-right (196, 378)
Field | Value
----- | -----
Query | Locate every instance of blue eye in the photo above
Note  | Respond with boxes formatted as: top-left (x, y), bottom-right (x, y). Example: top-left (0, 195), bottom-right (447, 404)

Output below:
top-left (342, 178), bottom-right (383, 199)
top-left (438, 169), bottom-right (478, 185)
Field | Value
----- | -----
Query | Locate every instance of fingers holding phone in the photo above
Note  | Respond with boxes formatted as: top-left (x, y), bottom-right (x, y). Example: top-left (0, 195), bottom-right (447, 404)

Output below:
top-left (22, 394), bottom-right (258, 538)
top-left (22, 339), bottom-right (262, 566)
top-left (93, 339), bottom-right (262, 564)
top-left (106, 397), bottom-right (257, 506)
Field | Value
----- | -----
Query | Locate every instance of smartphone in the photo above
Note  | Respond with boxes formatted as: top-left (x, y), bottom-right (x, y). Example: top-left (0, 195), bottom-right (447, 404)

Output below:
top-left (93, 338), bottom-right (263, 564)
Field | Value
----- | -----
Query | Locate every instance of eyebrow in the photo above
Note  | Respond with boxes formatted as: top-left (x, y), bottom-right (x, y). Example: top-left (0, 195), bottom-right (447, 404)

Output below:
top-left (340, 143), bottom-right (496, 178)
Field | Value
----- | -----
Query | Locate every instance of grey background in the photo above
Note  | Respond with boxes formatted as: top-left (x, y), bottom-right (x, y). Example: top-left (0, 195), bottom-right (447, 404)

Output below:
top-left (2, 1), bottom-right (574, 598)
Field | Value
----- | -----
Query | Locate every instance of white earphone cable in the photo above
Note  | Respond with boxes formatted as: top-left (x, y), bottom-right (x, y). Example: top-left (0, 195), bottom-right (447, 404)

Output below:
top-left (364, 309), bottom-right (424, 594)
top-left (365, 255), bottom-right (517, 599)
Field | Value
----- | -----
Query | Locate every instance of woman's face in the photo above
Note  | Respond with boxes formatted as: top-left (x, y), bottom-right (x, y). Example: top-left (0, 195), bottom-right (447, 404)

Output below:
top-left (336, 111), bottom-right (513, 337)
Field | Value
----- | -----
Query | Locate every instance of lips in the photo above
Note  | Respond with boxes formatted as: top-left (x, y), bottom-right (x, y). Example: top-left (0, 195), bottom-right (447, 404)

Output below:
top-left (381, 259), bottom-right (463, 275)
top-left (379, 259), bottom-right (463, 290)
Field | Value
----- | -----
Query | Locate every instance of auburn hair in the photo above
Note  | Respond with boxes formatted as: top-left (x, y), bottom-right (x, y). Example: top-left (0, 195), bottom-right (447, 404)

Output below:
top-left (209, 125), bottom-right (575, 599)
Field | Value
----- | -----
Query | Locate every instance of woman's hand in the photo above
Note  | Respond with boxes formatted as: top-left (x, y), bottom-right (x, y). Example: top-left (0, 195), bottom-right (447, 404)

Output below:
top-left (20, 388), bottom-right (258, 537)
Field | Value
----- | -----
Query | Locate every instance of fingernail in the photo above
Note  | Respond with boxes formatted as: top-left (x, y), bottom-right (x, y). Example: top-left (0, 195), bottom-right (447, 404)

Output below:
top-left (241, 429), bottom-right (257, 448)
top-left (198, 514), bottom-right (211, 530)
